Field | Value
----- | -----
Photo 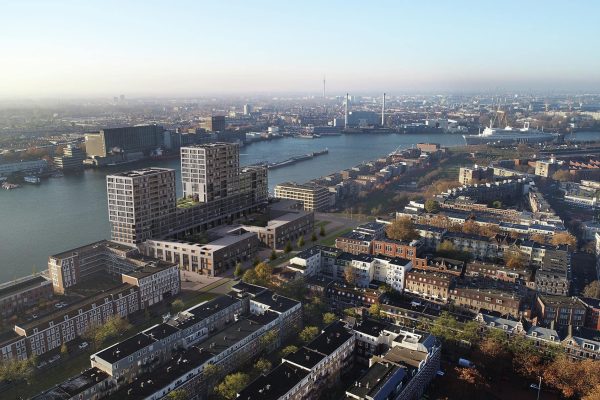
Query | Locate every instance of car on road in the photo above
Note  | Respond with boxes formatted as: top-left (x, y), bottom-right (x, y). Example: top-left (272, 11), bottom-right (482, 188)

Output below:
top-left (79, 341), bottom-right (89, 350)
top-left (36, 361), bottom-right (47, 369)
top-left (48, 355), bottom-right (61, 364)
top-left (530, 383), bottom-right (540, 390)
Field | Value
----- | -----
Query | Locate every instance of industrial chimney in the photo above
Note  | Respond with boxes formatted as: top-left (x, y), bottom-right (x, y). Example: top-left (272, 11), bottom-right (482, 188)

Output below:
top-left (345, 93), bottom-right (349, 128)
top-left (381, 93), bottom-right (386, 126)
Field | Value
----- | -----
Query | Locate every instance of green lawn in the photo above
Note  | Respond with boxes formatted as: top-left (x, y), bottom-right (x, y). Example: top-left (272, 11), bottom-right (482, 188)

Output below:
top-left (319, 227), bottom-right (353, 246)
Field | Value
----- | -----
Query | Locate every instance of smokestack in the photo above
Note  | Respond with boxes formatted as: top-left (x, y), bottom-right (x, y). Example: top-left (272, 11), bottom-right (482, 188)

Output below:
top-left (345, 93), bottom-right (349, 128)
top-left (381, 93), bottom-right (386, 126)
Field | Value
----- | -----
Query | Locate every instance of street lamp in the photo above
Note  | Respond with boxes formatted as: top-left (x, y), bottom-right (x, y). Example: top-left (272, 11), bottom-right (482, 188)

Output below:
top-left (536, 376), bottom-right (542, 400)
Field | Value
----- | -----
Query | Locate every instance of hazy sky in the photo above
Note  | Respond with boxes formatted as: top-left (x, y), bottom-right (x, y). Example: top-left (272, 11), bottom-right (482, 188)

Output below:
top-left (1, 0), bottom-right (599, 98)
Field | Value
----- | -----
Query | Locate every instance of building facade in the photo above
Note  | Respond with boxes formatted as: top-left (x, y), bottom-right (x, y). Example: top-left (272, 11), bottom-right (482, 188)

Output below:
top-left (274, 182), bottom-right (331, 211)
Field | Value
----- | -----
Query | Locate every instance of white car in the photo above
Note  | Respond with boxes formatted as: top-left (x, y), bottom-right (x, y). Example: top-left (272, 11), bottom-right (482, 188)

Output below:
top-left (79, 342), bottom-right (89, 350)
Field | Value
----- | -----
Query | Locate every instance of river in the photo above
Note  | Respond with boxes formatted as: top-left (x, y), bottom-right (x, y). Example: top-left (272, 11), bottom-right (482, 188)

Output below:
top-left (0, 131), bottom-right (598, 281)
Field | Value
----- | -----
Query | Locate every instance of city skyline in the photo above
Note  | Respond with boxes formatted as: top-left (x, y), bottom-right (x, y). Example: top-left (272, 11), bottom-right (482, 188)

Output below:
top-left (1, 0), bottom-right (600, 98)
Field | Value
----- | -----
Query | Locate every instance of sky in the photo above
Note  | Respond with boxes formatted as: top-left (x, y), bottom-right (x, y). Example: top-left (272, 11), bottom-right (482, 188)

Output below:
top-left (1, 0), bottom-right (600, 98)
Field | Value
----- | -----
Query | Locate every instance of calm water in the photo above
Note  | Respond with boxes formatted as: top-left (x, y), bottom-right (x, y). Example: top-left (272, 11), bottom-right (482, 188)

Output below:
top-left (1, 131), bottom-right (599, 281)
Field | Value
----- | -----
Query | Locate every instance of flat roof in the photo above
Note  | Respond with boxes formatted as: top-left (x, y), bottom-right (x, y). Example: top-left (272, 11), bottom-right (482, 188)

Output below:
top-left (187, 295), bottom-right (239, 320)
top-left (104, 347), bottom-right (213, 400)
top-left (353, 319), bottom-right (387, 337)
top-left (121, 259), bottom-right (177, 279)
top-left (144, 323), bottom-right (179, 340)
top-left (0, 275), bottom-right (50, 300)
top-left (346, 362), bottom-right (405, 399)
top-left (251, 291), bottom-right (300, 314)
top-left (283, 347), bottom-right (325, 370)
top-left (50, 240), bottom-right (136, 260)
top-left (305, 322), bottom-right (353, 356)
top-left (237, 361), bottom-right (309, 400)
top-left (17, 283), bottom-right (135, 332)
top-left (197, 318), bottom-right (267, 357)
top-left (95, 332), bottom-right (156, 364)
top-left (383, 346), bottom-right (427, 368)
top-left (108, 167), bottom-right (174, 178)
top-left (32, 367), bottom-right (109, 400)
top-left (231, 280), bottom-right (268, 296)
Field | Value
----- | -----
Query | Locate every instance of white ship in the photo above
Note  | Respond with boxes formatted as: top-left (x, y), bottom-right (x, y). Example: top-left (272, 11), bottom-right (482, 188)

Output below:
top-left (463, 121), bottom-right (559, 145)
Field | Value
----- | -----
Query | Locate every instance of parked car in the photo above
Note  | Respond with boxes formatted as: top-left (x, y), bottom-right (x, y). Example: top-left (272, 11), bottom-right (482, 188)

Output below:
top-left (458, 358), bottom-right (475, 368)
top-left (530, 384), bottom-right (540, 390)
top-left (48, 355), bottom-right (61, 363)
top-left (78, 341), bottom-right (89, 350)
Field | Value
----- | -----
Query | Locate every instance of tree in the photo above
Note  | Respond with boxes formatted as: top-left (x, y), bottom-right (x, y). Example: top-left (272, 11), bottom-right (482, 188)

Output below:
top-left (424, 199), bottom-right (440, 213)
top-left (297, 236), bottom-right (305, 248)
top-left (284, 241), bottom-right (293, 253)
top-left (311, 231), bottom-right (318, 242)
top-left (255, 262), bottom-right (273, 284)
top-left (242, 269), bottom-right (259, 285)
top-left (270, 250), bottom-right (278, 261)
top-left (458, 321), bottom-right (481, 344)
top-left (171, 299), bottom-right (185, 313)
top-left (368, 303), bottom-right (381, 318)
top-left (259, 329), bottom-right (279, 348)
top-left (462, 220), bottom-right (480, 235)
top-left (550, 231), bottom-right (577, 247)
top-left (254, 358), bottom-right (272, 375)
top-left (386, 217), bottom-right (419, 241)
top-left (233, 262), bottom-right (243, 278)
top-left (60, 342), bottom-right (69, 356)
top-left (319, 225), bottom-right (326, 236)
top-left (167, 389), bottom-right (189, 400)
top-left (279, 276), bottom-right (307, 300)
top-left (215, 372), bottom-right (250, 400)
top-left (530, 233), bottom-right (547, 244)
top-left (343, 266), bottom-right (355, 285)
top-left (583, 385), bottom-right (600, 400)
top-left (322, 312), bottom-right (337, 325)
top-left (203, 363), bottom-right (222, 381)
top-left (0, 357), bottom-right (36, 384)
top-left (455, 367), bottom-right (489, 400)
top-left (491, 200), bottom-right (503, 208)
top-left (552, 169), bottom-right (572, 182)
top-left (504, 248), bottom-right (526, 269)
top-left (429, 312), bottom-right (461, 342)
top-left (280, 345), bottom-right (298, 357)
top-left (299, 326), bottom-right (319, 343)
top-left (343, 307), bottom-right (359, 318)
top-left (583, 281), bottom-right (600, 298)
top-left (84, 315), bottom-right (131, 349)
top-left (252, 256), bottom-right (260, 267)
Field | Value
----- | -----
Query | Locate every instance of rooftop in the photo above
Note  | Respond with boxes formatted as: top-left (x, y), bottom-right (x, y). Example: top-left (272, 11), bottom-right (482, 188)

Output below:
top-left (337, 231), bottom-right (374, 242)
top-left (251, 291), bottom-right (301, 314)
top-left (353, 319), bottom-right (387, 338)
top-left (50, 240), bottom-right (135, 260)
top-left (237, 361), bottom-right (309, 400)
top-left (0, 274), bottom-right (50, 300)
top-left (108, 167), bottom-right (174, 178)
top-left (94, 332), bottom-right (156, 364)
top-left (346, 362), bottom-right (405, 399)
top-left (104, 347), bottom-right (213, 400)
top-left (31, 368), bottom-right (109, 400)
top-left (231, 280), bottom-right (268, 296)
top-left (283, 347), bottom-right (325, 370)
top-left (305, 321), bottom-right (353, 356)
